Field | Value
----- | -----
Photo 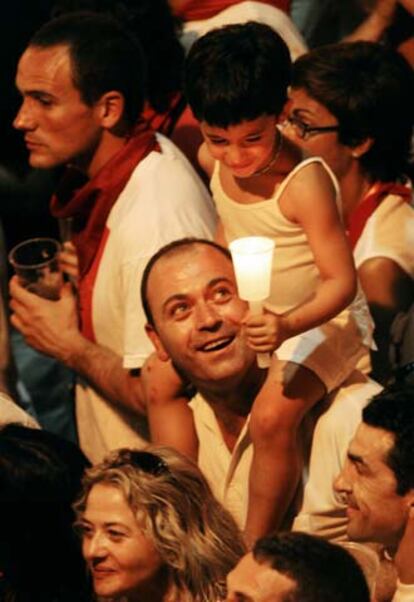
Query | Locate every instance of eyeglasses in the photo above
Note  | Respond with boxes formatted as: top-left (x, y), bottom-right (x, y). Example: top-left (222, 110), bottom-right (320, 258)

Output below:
top-left (113, 450), bottom-right (169, 476)
top-left (284, 114), bottom-right (340, 141)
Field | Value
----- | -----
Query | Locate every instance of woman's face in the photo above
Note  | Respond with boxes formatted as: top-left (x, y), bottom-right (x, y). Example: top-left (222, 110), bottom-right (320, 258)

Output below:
top-left (80, 483), bottom-right (164, 600)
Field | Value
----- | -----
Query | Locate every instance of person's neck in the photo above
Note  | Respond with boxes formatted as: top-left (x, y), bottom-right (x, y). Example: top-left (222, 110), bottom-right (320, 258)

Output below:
top-left (339, 162), bottom-right (373, 223)
top-left (128, 566), bottom-right (172, 602)
top-left (197, 363), bottom-right (266, 450)
top-left (70, 125), bottom-right (131, 179)
top-left (198, 362), bottom-right (264, 410)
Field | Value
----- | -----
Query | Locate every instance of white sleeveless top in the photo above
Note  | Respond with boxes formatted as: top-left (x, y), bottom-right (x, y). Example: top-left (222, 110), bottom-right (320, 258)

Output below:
top-left (211, 156), bottom-right (373, 345)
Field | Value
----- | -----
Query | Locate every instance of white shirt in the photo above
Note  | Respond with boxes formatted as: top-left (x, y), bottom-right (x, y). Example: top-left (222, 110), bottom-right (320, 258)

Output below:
top-left (76, 134), bottom-right (217, 462)
top-left (190, 392), bottom-right (252, 529)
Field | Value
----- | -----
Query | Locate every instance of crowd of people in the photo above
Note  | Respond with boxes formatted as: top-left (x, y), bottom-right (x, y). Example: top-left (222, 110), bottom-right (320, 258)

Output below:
top-left (0, 1), bottom-right (413, 601)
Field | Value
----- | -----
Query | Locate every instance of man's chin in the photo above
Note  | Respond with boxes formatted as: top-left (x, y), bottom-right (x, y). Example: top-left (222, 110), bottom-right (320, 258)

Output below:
top-left (28, 157), bottom-right (52, 169)
top-left (28, 152), bottom-right (61, 170)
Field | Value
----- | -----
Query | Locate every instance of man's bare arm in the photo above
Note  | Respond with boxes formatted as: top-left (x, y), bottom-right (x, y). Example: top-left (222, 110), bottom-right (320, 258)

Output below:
top-left (9, 277), bottom-right (146, 415)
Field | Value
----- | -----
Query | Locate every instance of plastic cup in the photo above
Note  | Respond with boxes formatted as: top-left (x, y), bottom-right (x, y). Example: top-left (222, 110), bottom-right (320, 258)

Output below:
top-left (9, 237), bottom-right (63, 300)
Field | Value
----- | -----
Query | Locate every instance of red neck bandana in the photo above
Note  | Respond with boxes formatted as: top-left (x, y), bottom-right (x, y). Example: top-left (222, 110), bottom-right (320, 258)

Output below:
top-left (347, 181), bottom-right (412, 249)
top-left (50, 121), bottom-right (160, 278)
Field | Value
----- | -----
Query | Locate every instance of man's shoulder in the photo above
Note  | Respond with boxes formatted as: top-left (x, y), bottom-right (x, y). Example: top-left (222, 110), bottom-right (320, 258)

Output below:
top-left (0, 392), bottom-right (39, 429)
top-left (138, 133), bottom-right (201, 177)
top-left (119, 133), bottom-right (212, 204)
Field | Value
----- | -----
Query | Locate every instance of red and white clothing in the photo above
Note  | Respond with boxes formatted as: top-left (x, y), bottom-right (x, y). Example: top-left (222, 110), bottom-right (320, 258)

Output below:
top-left (56, 133), bottom-right (216, 462)
top-left (292, 183), bottom-right (414, 542)
top-left (172, 0), bottom-right (291, 20)
top-left (179, 1), bottom-right (307, 61)
top-left (353, 183), bottom-right (414, 278)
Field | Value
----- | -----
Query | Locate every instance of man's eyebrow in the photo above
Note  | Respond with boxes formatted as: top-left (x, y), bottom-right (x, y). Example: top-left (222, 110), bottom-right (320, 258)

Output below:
top-left (17, 88), bottom-right (56, 101)
top-left (207, 277), bottom-right (234, 288)
top-left (347, 451), bottom-right (366, 466)
top-left (162, 293), bottom-right (188, 312)
top-left (161, 277), bottom-right (234, 313)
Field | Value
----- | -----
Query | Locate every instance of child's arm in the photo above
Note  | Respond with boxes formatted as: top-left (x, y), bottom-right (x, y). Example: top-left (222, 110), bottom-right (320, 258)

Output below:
top-left (141, 353), bottom-right (198, 460)
top-left (248, 161), bottom-right (356, 351)
top-left (281, 162), bottom-right (357, 334)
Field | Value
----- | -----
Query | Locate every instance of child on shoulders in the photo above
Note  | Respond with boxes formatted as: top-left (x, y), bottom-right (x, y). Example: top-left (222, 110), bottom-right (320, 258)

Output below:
top-left (147, 22), bottom-right (372, 547)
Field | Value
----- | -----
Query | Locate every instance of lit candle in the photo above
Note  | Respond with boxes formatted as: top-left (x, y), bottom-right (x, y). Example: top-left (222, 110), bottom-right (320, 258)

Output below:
top-left (229, 236), bottom-right (275, 368)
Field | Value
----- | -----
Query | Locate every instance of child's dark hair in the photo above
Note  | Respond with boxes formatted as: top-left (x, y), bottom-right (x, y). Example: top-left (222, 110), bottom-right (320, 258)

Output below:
top-left (184, 21), bottom-right (291, 127)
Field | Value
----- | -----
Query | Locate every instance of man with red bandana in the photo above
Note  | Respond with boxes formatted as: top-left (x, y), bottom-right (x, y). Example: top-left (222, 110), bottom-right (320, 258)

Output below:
top-left (9, 13), bottom-right (216, 462)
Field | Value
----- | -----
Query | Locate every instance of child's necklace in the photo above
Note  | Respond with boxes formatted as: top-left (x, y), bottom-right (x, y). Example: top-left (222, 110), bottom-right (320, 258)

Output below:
top-left (251, 131), bottom-right (283, 177)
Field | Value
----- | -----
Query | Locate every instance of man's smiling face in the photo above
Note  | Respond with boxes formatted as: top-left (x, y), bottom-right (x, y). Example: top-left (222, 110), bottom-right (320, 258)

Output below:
top-left (145, 244), bottom-right (256, 389)
top-left (334, 422), bottom-right (413, 547)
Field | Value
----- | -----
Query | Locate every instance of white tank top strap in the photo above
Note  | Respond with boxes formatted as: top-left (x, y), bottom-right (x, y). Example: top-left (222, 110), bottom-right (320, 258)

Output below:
top-left (275, 155), bottom-right (342, 215)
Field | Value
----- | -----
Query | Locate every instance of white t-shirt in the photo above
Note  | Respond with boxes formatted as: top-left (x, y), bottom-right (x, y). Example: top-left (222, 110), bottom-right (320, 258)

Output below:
top-left (354, 188), bottom-right (414, 278)
top-left (190, 392), bottom-right (252, 529)
top-left (76, 134), bottom-right (217, 462)
top-left (393, 580), bottom-right (414, 602)
top-left (293, 371), bottom-right (382, 542)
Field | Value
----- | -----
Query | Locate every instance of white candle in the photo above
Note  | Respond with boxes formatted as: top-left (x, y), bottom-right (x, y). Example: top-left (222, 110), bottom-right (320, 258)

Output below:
top-left (229, 236), bottom-right (275, 369)
top-left (229, 236), bottom-right (274, 301)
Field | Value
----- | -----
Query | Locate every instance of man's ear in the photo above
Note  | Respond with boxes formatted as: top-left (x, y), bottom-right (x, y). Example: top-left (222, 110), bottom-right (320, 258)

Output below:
top-left (405, 488), bottom-right (414, 509)
top-left (145, 324), bottom-right (170, 362)
top-left (97, 91), bottom-right (125, 130)
top-left (351, 137), bottom-right (374, 159)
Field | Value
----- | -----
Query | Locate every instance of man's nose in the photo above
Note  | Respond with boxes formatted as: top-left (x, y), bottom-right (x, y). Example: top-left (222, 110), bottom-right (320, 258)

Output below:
top-left (333, 463), bottom-right (352, 497)
top-left (195, 301), bottom-right (221, 330)
top-left (13, 100), bottom-right (35, 131)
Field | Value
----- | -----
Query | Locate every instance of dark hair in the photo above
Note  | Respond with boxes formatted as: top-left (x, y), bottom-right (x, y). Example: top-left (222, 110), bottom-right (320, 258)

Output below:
top-left (140, 238), bottom-right (232, 327)
top-left (292, 41), bottom-right (414, 182)
top-left (184, 21), bottom-right (291, 127)
top-left (0, 424), bottom-right (91, 602)
top-left (253, 532), bottom-right (370, 602)
top-left (29, 11), bottom-right (146, 126)
top-left (363, 384), bottom-right (414, 495)
top-left (51, 0), bottom-right (184, 114)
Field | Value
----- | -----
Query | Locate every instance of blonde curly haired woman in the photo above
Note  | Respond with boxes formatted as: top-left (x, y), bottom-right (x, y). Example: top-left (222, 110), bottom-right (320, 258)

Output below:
top-left (74, 446), bottom-right (245, 602)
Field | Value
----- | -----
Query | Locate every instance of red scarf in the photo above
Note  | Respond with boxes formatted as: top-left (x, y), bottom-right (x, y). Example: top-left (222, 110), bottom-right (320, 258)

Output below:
top-left (347, 181), bottom-right (412, 250)
top-left (50, 121), bottom-right (160, 278)
top-left (173, 0), bottom-right (290, 21)
top-left (141, 93), bottom-right (187, 138)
